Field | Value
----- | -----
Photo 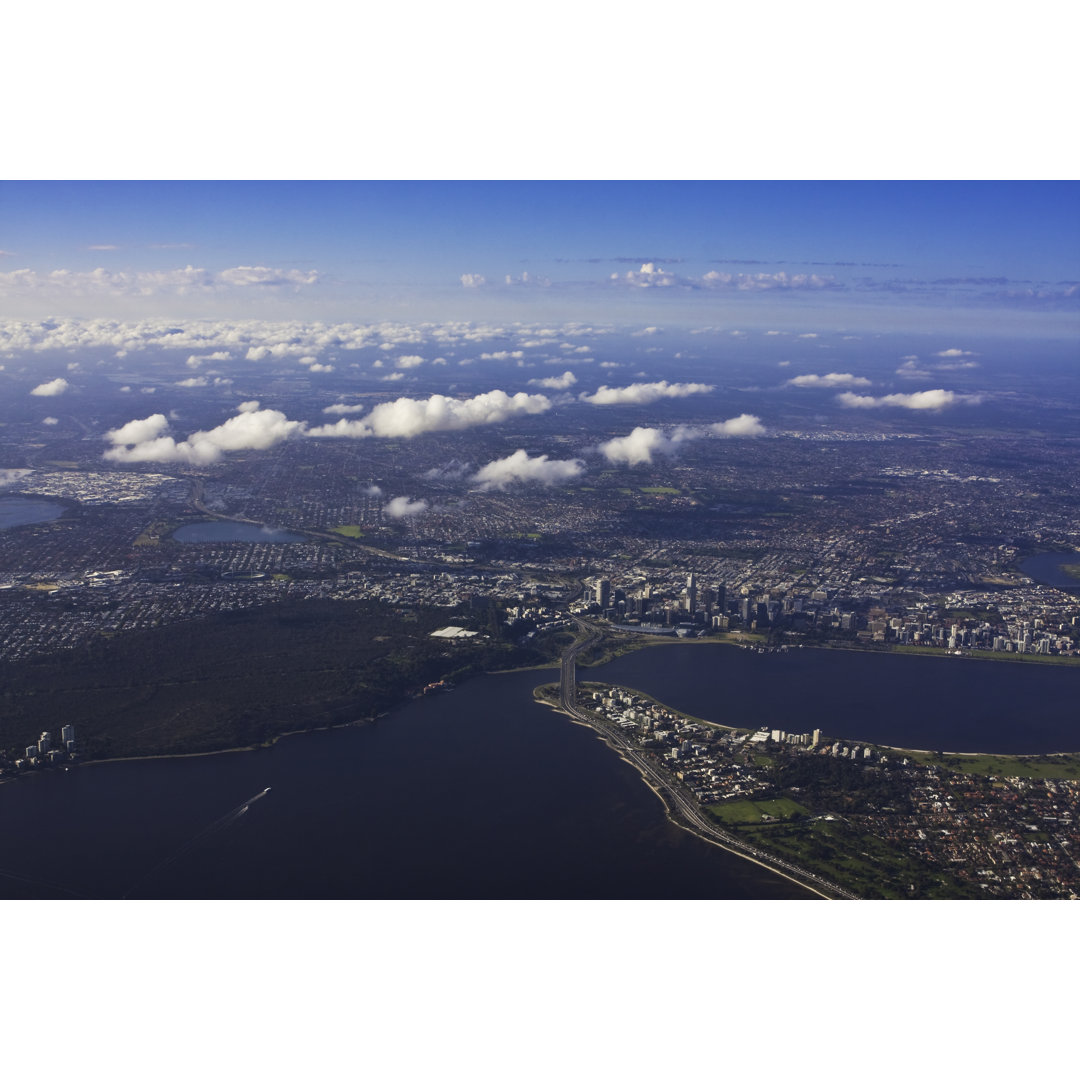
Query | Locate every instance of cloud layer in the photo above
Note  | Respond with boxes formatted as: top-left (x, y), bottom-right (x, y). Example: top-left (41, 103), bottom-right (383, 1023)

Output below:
top-left (0, 265), bottom-right (318, 299)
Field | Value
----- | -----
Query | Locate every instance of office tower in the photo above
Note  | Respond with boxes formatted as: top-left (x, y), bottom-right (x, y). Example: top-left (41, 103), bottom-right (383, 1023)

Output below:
top-left (596, 578), bottom-right (611, 608)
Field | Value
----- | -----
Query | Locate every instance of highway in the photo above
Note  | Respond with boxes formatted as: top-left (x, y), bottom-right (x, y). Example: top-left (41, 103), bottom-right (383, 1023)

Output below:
top-left (558, 617), bottom-right (859, 900)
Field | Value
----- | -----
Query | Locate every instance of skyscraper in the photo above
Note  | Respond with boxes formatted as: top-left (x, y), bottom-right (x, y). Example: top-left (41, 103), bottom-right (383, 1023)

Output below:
top-left (596, 578), bottom-right (611, 609)
top-left (684, 572), bottom-right (697, 614)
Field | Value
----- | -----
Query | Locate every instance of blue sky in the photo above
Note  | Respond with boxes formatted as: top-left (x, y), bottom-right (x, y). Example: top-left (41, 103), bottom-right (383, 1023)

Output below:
top-left (2, 181), bottom-right (1077, 333)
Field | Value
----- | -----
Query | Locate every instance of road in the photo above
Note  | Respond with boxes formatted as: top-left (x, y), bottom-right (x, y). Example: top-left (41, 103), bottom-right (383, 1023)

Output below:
top-left (557, 616), bottom-right (859, 900)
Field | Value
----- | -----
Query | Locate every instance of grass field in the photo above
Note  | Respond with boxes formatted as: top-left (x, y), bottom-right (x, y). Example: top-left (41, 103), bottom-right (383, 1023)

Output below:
top-left (905, 750), bottom-right (1080, 780)
top-left (640, 486), bottom-right (680, 495)
top-left (707, 797), bottom-right (809, 825)
top-left (331, 524), bottom-right (365, 538)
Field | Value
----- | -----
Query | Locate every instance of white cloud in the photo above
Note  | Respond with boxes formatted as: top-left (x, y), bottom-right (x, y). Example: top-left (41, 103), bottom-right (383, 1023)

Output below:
top-left (307, 389), bottom-right (551, 440)
top-left (786, 372), bottom-right (872, 388)
top-left (105, 413), bottom-right (171, 446)
top-left (363, 484), bottom-right (383, 498)
top-left (175, 376), bottom-right (208, 387)
top-left (711, 413), bottom-right (766, 436)
top-left (218, 266), bottom-right (319, 287)
top-left (104, 404), bottom-right (305, 464)
top-left (461, 274), bottom-right (486, 288)
top-left (384, 496), bottom-right (428, 518)
top-left (528, 370), bottom-right (577, 390)
top-left (597, 426), bottom-right (690, 465)
top-left (0, 265), bottom-right (317, 298)
top-left (615, 265), bottom-right (678, 289)
top-left (702, 273), bottom-right (837, 291)
top-left (471, 449), bottom-right (585, 490)
top-left (579, 380), bottom-right (713, 406)
top-left (323, 402), bottom-right (368, 415)
top-left (479, 351), bottom-right (525, 361)
top-left (598, 413), bottom-right (766, 464)
top-left (396, 355), bottom-right (426, 368)
top-left (30, 377), bottom-right (69, 396)
top-left (896, 359), bottom-right (932, 378)
top-left (381, 372), bottom-right (406, 381)
top-left (42, 416), bottom-right (59, 425)
top-left (934, 348), bottom-right (979, 358)
top-left (837, 389), bottom-right (981, 410)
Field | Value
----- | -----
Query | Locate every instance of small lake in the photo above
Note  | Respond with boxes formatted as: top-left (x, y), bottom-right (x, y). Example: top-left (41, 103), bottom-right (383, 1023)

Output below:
top-left (1020, 551), bottom-right (1080, 589)
top-left (172, 522), bottom-right (308, 544)
top-left (0, 496), bottom-right (65, 530)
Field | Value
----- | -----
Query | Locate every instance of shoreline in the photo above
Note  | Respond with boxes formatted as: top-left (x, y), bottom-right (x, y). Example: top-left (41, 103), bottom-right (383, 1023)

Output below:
top-left (535, 689), bottom-right (832, 900)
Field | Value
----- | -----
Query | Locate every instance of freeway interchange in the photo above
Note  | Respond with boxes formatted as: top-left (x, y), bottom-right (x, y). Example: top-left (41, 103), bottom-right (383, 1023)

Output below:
top-left (558, 617), bottom-right (859, 901)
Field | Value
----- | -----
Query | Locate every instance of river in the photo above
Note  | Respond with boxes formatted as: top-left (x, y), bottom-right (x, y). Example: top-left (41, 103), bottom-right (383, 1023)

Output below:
top-left (3, 641), bottom-right (1077, 899)
top-left (587, 642), bottom-right (1080, 754)
top-left (0, 666), bottom-right (810, 900)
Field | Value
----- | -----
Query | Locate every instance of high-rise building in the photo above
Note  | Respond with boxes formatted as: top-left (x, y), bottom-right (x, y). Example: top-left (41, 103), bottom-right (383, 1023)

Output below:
top-left (685, 572), bottom-right (697, 615)
top-left (596, 578), bottom-right (611, 609)
top-left (61, 724), bottom-right (75, 745)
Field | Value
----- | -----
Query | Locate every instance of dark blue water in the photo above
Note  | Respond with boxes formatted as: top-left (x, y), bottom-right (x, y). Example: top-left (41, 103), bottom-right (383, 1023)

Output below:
top-left (0, 667), bottom-right (810, 900)
top-left (4, 642), bottom-right (1075, 899)
top-left (0, 496), bottom-right (65, 529)
top-left (587, 643), bottom-right (1080, 754)
top-left (1020, 552), bottom-right (1080, 589)
top-left (172, 522), bottom-right (307, 543)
